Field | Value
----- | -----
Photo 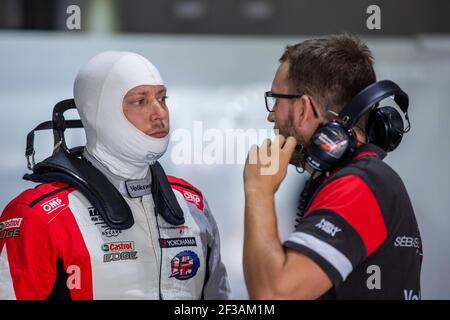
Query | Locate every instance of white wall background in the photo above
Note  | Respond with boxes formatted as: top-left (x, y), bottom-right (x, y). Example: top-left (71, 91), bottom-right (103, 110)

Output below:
top-left (0, 32), bottom-right (449, 299)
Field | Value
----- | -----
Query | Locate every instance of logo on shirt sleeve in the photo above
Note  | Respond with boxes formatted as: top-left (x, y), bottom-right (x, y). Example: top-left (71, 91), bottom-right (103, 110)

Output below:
top-left (0, 218), bottom-right (22, 239)
top-left (40, 197), bottom-right (66, 214)
top-left (394, 235), bottom-right (420, 248)
top-left (181, 190), bottom-right (204, 211)
top-left (315, 218), bottom-right (342, 237)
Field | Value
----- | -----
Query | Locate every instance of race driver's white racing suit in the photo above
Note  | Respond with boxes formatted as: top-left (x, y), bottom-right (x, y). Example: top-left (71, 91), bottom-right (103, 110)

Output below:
top-left (0, 154), bottom-right (230, 299)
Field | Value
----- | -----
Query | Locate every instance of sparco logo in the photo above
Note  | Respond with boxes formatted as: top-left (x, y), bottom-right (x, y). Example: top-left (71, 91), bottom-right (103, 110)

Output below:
top-left (159, 237), bottom-right (197, 248)
top-left (145, 152), bottom-right (159, 161)
top-left (40, 197), bottom-right (65, 214)
top-left (129, 184), bottom-right (150, 192)
top-left (315, 218), bottom-right (342, 237)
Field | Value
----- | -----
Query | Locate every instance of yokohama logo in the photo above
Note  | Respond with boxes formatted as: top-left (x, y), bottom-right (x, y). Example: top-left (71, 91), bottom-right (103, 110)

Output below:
top-left (102, 241), bottom-right (135, 252)
top-left (40, 197), bottom-right (65, 214)
top-left (159, 237), bottom-right (197, 248)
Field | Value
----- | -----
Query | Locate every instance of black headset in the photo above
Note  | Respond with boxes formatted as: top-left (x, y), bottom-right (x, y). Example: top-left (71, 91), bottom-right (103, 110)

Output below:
top-left (304, 80), bottom-right (410, 172)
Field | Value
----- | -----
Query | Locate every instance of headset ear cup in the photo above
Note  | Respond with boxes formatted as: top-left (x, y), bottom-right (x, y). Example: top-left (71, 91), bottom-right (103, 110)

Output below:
top-left (367, 108), bottom-right (385, 148)
top-left (306, 122), bottom-right (353, 172)
top-left (367, 106), bottom-right (404, 152)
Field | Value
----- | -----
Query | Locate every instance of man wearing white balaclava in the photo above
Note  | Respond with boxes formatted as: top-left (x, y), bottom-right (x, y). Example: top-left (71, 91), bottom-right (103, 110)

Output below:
top-left (74, 51), bottom-right (169, 179)
top-left (0, 51), bottom-right (230, 300)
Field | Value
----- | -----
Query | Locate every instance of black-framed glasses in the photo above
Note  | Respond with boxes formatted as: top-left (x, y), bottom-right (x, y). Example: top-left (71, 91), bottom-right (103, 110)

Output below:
top-left (264, 91), bottom-right (303, 112)
top-left (264, 91), bottom-right (319, 118)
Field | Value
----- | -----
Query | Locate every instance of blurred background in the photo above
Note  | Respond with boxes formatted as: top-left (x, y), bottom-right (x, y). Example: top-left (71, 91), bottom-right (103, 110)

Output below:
top-left (1, 0), bottom-right (450, 299)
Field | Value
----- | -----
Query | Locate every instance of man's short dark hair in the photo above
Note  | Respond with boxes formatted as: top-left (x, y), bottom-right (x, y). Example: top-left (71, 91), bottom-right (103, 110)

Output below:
top-left (279, 33), bottom-right (376, 132)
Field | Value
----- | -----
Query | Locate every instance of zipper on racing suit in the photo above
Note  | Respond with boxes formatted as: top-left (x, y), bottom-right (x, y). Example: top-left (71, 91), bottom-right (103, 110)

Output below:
top-left (139, 196), bottom-right (163, 300)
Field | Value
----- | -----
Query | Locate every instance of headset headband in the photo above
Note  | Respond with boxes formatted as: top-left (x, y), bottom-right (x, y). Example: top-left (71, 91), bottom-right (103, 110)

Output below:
top-left (339, 80), bottom-right (409, 128)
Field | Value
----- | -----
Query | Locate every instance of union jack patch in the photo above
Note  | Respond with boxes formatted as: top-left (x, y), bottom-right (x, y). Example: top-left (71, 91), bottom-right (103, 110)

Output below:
top-left (170, 250), bottom-right (200, 280)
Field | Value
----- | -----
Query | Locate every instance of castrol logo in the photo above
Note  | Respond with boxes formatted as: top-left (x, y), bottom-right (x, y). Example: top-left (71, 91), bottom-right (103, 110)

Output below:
top-left (40, 197), bottom-right (65, 214)
top-left (0, 218), bottom-right (22, 231)
top-left (101, 241), bottom-right (135, 253)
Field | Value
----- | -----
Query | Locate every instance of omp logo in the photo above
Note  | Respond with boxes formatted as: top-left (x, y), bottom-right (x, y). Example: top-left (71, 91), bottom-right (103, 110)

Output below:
top-left (40, 197), bottom-right (65, 214)
top-left (0, 218), bottom-right (22, 231)
top-left (101, 241), bottom-right (134, 253)
top-left (183, 191), bottom-right (201, 204)
top-left (315, 218), bottom-right (342, 237)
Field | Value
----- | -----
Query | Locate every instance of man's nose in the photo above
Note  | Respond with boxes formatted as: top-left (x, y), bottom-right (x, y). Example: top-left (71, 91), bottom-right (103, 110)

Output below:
top-left (149, 100), bottom-right (167, 121)
top-left (267, 111), bottom-right (275, 123)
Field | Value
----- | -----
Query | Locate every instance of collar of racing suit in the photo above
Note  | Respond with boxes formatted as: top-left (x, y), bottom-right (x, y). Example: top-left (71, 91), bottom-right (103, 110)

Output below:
top-left (84, 148), bottom-right (185, 225)
top-left (83, 149), bottom-right (152, 199)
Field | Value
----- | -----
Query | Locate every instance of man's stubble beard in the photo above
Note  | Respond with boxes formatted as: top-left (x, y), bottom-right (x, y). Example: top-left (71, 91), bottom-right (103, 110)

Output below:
top-left (283, 108), bottom-right (307, 168)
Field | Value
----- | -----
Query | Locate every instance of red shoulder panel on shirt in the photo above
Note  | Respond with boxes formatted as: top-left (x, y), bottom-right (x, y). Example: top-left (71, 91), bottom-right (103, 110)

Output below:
top-left (0, 182), bottom-right (93, 299)
top-left (167, 176), bottom-right (204, 211)
top-left (2, 182), bottom-right (75, 223)
top-left (305, 175), bottom-right (387, 256)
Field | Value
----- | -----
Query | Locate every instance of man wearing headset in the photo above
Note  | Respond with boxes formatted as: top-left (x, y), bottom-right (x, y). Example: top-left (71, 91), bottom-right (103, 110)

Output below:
top-left (243, 34), bottom-right (422, 300)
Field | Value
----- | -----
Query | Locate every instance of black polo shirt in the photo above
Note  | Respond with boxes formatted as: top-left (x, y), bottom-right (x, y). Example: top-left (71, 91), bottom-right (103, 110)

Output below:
top-left (284, 144), bottom-right (422, 300)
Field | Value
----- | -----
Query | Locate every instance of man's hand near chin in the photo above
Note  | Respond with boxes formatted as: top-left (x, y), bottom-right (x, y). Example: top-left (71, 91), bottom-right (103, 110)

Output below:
top-left (243, 135), bottom-right (332, 300)
top-left (244, 135), bottom-right (295, 196)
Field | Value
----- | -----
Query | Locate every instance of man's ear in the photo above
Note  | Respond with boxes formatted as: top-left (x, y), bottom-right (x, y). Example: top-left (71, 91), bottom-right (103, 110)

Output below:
top-left (296, 95), bottom-right (316, 126)
top-left (293, 95), bottom-right (323, 141)
top-left (291, 97), bottom-right (306, 128)
top-left (302, 95), bottom-right (320, 120)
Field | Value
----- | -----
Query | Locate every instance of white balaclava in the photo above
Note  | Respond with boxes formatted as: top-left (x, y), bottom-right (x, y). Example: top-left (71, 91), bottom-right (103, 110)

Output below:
top-left (74, 51), bottom-right (170, 180)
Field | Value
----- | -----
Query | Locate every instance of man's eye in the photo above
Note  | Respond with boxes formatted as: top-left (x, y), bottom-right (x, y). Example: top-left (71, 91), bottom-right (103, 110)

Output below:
top-left (133, 98), bottom-right (146, 106)
top-left (158, 96), bottom-right (168, 103)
